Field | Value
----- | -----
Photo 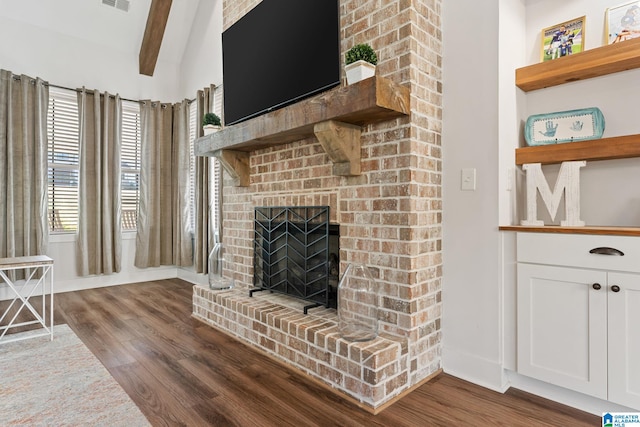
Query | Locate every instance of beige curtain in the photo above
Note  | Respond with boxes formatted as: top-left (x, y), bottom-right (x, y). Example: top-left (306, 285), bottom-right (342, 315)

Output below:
top-left (135, 100), bottom-right (191, 268)
top-left (76, 89), bottom-right (122, 276)
top-left (0, 70), bottom-right (49, 261)
top-left (194, 85), bottom-right (221, 273)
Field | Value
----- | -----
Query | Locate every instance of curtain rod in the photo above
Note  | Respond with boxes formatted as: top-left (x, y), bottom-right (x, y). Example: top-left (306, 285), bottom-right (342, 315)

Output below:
top-left (11, 74), bottom-right (197, 105)
top-left (47, 82), bottom-right (196, 105)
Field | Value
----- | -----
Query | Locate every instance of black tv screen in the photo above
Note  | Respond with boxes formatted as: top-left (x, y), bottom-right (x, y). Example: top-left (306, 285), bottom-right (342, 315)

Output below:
top-left (222, 0), bottom-right (341, 126)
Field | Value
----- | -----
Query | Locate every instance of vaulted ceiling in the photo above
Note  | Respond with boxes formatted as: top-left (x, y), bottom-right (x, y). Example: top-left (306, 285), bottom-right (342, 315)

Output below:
top-left (0, 0), bottom-right (201, 75)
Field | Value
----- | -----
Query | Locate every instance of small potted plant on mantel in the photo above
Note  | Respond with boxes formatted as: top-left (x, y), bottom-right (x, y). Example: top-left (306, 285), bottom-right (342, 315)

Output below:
top-left (345, 43), bottom-right (378, 85)
top-left (202, 112), bottom-right (222, 136)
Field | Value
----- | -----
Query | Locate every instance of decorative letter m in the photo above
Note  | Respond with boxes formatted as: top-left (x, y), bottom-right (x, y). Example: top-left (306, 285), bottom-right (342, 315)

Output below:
top-left (521, 161), bottom-right (586, 227)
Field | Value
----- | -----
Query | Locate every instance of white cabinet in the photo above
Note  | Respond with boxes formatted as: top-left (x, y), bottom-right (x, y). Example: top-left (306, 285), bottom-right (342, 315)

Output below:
top-left (608, 272), bottom-right (640, 409)
top-left (517, 233), bottom-right (640, 410)
top-left (517, 264), bottom-right (607, 399)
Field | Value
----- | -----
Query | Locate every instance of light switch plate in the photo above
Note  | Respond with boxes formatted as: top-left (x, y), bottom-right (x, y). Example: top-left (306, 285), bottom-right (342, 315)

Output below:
top-left (461, 168), bottom-right (476, 191)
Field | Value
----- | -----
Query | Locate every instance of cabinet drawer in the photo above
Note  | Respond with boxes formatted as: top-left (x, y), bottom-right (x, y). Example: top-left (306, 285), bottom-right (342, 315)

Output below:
top-left (517, 233), bottom-right (640, 273)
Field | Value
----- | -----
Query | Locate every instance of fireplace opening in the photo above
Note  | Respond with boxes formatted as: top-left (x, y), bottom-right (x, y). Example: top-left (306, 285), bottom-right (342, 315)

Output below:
top-left (253, 206), bottom-right (339, 312)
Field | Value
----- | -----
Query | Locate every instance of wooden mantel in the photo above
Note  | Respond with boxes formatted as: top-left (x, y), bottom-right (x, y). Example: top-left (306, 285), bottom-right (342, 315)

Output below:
top-left (195, 76), bottom-right (410, 186)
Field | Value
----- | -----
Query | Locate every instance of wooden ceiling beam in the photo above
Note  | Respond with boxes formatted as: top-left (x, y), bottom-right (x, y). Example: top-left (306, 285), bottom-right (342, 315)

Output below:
top-left (139, 0), bottom-right (173, 76)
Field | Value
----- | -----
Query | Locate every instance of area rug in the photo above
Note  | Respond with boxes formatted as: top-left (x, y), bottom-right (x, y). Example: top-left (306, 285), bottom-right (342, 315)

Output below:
top-left (0, 324), bottom-right (150, 426)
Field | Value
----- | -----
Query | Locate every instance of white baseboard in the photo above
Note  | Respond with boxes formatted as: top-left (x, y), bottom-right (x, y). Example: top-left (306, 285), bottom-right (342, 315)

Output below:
top-left (0, 266), bottom-right (178, 300)
top-left (442, 346), bottom-right (508, 392)
top-left (53, 267), bottom-right (178, 295)
top-left (443, 349), bottom-right (638, 415)
top-left (507, 370), bottom-right (638, 416)
top-left (177, 267), bottom-right (208, 286)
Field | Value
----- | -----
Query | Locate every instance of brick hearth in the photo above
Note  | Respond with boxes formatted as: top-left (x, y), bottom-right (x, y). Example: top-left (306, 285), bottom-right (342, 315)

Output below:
top-left (193, 286), bottom-right (410, 409)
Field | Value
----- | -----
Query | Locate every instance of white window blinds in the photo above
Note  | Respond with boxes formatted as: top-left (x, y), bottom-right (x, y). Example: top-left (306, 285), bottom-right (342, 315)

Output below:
top-left (211, 86), bottom-right (222, 236)
top-left (188, 86), bottom-right (223, 237)
top-left (121, 101), bottom-right (141, 230)
top-left (189, 101), bottom-right (197, 233)
top-left (47, 89), bottom-right (141, 232)
top-left (47, 87), bottom-right (79, 232)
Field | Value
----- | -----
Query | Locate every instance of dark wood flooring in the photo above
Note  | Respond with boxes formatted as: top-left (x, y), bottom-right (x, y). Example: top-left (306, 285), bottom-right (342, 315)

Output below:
top-left (5, 279), bottom-right (599, 426)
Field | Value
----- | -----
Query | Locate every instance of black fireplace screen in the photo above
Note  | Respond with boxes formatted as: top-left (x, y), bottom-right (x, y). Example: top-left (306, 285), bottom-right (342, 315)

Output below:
top-left (253, 206), bottom-right (337, 311)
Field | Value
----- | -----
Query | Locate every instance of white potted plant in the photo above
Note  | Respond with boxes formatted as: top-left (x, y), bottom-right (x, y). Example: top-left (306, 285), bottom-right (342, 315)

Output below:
top-left (202, 112), bottom-right (222, 135)
top-left (345, 43), bottom-right (378, 85)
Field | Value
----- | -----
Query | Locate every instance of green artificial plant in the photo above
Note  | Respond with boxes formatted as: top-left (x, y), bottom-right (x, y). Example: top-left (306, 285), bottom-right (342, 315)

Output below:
top-left (202, 112), bottom-right (221, 127)
top-left (345, 43), bottom-right (378, 66)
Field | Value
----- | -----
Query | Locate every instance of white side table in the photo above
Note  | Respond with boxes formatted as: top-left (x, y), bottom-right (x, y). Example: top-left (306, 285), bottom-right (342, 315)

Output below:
top-left (0, 255), bottom-right (54, 343)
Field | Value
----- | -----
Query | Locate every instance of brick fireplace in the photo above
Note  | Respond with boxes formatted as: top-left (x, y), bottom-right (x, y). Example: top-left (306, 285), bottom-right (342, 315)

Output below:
top-left (193, 0), bottom-right (442, 412)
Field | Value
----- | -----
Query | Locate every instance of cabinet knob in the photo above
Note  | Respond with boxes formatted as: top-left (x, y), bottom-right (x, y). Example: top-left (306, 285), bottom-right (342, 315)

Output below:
top-left (611, 285), bottom-right (621, 293)
top-left (592, 283), bottom-right (602, 290)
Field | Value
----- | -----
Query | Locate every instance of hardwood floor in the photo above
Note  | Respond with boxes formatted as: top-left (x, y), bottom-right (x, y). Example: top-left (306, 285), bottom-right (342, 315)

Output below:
top-left (32, 279), bottom-right (599, 426)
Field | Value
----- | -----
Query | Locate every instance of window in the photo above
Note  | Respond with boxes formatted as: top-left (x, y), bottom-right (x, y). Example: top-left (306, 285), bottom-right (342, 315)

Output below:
top-left (121, 101), bottom-right (141, 231)
top-left (47, 87), bottom-right (79, 232)
top-left (47, 89), bottom-right (141, 232)
top-left (211, 87), bottom-right (223, 236)
top-left (188, 86), bottom-right (223, 237)
top-left (188, 101), bottom-right (197, 233)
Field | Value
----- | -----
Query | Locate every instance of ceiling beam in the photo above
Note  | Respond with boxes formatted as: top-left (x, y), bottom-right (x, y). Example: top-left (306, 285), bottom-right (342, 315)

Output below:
top-left (139, 0), bottom-right (173, 76)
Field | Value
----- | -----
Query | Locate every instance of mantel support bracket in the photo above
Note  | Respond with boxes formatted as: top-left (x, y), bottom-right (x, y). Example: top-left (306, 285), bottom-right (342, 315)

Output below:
top-left (314, 120), bottom-right (362, 176)
top-left (214, 149), bottom-right (250, 187)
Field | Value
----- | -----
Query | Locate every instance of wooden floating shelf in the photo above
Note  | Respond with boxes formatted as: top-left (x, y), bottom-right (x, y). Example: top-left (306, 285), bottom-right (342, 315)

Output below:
top-left (194, 76), bottom-right (410, 186)
top-left (516, 37), bottom-right (640, 92)
top-left (515, 134), bottom-right (640, 165)
top-left (500, 225), bottom-right (640, 237)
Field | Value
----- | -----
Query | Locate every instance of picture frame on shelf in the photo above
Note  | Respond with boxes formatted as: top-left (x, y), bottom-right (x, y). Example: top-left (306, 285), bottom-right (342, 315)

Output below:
top-left (541, 16), bottom-right (585, 62)
top-left (607, 1), bottom-right (640, 44)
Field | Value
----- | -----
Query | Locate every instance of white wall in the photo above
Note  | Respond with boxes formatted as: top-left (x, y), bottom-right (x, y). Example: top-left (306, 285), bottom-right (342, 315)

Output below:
top-left (441, 0), bottom-right (505, 391)
top-left (0, 3), bottom-right (181, 101)
top-left (40, 234), bottom-right (178, 297)
top-left (0, 0), bottom-right (222, 294)
top-left (179, 0), bottom-right (224, 98)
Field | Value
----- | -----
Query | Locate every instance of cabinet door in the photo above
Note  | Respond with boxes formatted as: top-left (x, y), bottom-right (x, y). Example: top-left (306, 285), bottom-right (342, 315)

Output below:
top-left (517, 264), bottom-right (608, 399)
top-left (608, 272), bottom-right (640, 409)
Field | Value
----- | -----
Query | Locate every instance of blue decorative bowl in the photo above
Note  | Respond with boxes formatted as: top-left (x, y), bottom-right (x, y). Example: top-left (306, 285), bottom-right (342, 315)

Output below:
top-left (524, 107), bottom-right (605, 146)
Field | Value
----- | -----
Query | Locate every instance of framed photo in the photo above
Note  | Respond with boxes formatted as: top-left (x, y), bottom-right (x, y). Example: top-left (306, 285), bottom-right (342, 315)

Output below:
top-left (540, 16), bottom-right (586, 62)
top-left (607, 1), bottom-right (640, 44)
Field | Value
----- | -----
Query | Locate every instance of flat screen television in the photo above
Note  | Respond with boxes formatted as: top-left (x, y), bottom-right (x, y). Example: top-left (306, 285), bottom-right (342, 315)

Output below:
top-left (222, 0), bottom-right (341, 126)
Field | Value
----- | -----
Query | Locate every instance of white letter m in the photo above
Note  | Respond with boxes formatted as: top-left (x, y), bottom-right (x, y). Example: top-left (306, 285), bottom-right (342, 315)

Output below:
top-left (521, 161), bottom-right (586, 227)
